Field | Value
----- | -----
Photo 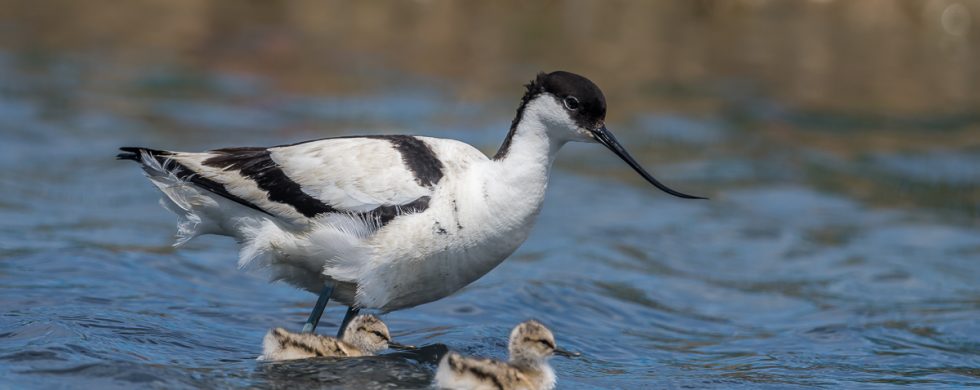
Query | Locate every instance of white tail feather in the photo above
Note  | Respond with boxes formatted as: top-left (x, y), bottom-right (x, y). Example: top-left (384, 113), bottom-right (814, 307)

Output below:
top-left (139, 151), bottom-right (217, 246)
top-left (134, 150), bottom-right (378, 300)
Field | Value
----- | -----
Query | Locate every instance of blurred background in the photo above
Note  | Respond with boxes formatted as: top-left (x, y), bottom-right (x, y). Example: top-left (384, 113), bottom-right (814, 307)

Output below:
top-left (1, 1), bottom-right (978, 388)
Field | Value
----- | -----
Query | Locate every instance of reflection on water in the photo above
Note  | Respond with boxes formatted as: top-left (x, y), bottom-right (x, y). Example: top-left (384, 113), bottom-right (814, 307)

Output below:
top-left (1, 1), bottom-right (979, 388)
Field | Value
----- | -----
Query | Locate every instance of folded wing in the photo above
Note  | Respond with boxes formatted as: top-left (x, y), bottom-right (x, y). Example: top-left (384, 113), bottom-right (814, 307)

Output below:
top-left (118, 136), bottom-right (442, 228)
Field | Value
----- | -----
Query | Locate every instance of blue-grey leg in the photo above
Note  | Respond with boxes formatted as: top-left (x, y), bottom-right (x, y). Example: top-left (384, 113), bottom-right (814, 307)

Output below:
top-left (301, 282), bottom-right (335, 333)
top-left (336, 306), bottom-right (360, 339)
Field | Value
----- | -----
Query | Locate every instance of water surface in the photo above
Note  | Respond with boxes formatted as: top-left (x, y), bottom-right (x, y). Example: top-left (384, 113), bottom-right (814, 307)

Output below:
top-left (1, 9), bottom-right (979, 387)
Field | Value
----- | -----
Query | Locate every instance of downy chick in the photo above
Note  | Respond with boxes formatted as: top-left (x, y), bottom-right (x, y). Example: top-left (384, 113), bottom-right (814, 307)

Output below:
top-left (435, 320), bottom-right (575, 390)
top-left (259, 315), bottom-right (398, 360)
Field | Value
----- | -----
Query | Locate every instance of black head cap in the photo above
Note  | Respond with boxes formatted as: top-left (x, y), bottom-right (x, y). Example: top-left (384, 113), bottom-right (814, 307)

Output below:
top-left (534, 71), bottom-right (607, 130)
top-left (497, 71), bottom-right (608, 160)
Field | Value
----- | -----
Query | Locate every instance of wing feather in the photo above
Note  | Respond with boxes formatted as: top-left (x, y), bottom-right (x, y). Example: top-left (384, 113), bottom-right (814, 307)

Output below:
top-left (121, 137), bottom-right (439, 227)
top-left (270, 137), bottom-right (437, 211)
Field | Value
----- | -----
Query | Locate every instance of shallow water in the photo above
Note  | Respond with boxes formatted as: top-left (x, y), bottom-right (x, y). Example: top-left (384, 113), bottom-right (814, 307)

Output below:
top-left (1, 48), bottom-right (979, 389)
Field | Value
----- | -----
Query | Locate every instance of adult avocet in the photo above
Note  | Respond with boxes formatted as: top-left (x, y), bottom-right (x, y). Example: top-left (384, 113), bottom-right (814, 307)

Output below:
top-left (118, 71), bottom-right (704, 337)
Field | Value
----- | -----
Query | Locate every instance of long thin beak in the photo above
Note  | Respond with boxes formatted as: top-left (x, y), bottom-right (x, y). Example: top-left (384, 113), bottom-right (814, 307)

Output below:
top-left (592, 125), bottom-right (707, 200)
top-left (388, 341), bottom-right (417, 351)
top-left (554, 348), bottom-right (580, 358)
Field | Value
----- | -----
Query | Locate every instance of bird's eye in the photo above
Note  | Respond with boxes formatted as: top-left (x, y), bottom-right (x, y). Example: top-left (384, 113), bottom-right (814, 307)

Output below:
top-left (563, 96), bottom-right (580, 111)
top-left (370, 330), bottom-right (389, 341)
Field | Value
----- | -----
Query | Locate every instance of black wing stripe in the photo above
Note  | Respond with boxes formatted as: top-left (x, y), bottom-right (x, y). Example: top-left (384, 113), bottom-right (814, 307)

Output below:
top-left (370, 196), bottom-right (430, 226)
top-left (203, 147), bottom-right (336, 218)
top-left (268, 135), bottom-right (444, 187)
top-left (118, 147), bottom-right (271, 216)
top-left (370, 136), bottom-right (444, 187)
top-left (201, 146), bottom-right (432, 224)
top-left (122, 144), bottom-right (437, 224)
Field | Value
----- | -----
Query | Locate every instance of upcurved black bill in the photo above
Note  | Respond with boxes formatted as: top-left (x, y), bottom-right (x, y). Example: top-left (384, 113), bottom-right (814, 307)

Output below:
top-left (592, 125), bottom-right (707, 200)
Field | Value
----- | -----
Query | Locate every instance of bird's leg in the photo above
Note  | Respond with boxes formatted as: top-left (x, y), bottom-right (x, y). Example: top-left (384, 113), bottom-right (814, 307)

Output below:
top-left (301, 282), bottom-right (335, 333)
top-left (336, 306), bottom-right (361, 338)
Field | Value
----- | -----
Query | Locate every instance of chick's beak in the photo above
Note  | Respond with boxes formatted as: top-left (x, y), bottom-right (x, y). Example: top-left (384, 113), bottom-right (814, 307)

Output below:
top-left (388, 341), bottom-right (417, 351)
top-left (554, 347), bottom-right (580, 358)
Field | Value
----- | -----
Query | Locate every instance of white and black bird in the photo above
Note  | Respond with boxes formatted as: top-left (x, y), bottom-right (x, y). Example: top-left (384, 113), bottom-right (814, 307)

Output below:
top-left (118, 71), bottom-right (704, 337)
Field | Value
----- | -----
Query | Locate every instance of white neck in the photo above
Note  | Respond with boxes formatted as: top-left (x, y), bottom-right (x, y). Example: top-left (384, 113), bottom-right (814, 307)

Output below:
top-left (429, 96), bottom-right (573, 294)
top-left (486, 97), bottom-right (569, 220)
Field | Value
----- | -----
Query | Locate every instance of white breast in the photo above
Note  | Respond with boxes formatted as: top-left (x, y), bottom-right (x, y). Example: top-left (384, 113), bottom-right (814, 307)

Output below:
top-left (347, 138), bottom-right (548, 310)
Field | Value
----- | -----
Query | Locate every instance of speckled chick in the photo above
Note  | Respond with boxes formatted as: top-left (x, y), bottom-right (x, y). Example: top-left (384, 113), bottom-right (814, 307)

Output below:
top-left (435, 320), bottom-right (572, 390)
top-left (259, 315), bottom-right (392, 361)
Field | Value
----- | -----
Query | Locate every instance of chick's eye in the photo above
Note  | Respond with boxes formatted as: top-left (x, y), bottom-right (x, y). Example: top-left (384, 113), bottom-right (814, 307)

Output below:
top-left (563, 96), bottom-right (580, 110)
